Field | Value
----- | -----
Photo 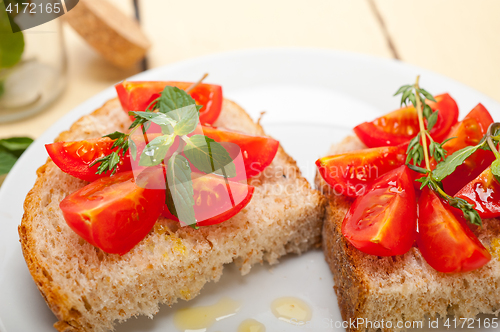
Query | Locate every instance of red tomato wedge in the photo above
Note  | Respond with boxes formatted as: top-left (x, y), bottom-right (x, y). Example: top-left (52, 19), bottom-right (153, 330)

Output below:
top-left (46, 138), bottom-right (132, 182)
top-left (342, 165), bottom-right (417, 256)
top-left (200, 125), bottom-right (279, 178)
top-left (417, 187), bottom-right (491, 273)
top-left (162, 173), bottom-right (254, 227)
top-left (316, 143), bottom-right (407, 197)
top-left (354, 93), bottom-right (458, 147)
top-left (60, 171), bottom-right (165, 255)
top-left (115, 81), bottom-right (223, 125)
top-left (455, 166), bottom-right (500, 218)
top-left (437, 103), bottom-right (494, 195)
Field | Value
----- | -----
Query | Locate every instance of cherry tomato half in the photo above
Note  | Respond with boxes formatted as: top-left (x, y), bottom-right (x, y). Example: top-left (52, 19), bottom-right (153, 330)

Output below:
top-left (455, 166), bottom-right (500, 218)
top-left (200, 125), bottom-right (279, 178)
top-left (438, 103), bottom-right (494, 195)
top-left (316, 143), bottom-right (407, 197)
top-left (46, 138), bottom-right (132, 182)
top-left (354, 93), bottom-right (458, 147)
top-left (60, 171), bottom-right (165, 255)
top-left (162, 173), bottom-right (254, 227)
top-left (115, 81), bottom-right (223, 125)
top-left (417, 187), bottom-right (491, 273)
top-left (342, 165), bottom-right (417, 256)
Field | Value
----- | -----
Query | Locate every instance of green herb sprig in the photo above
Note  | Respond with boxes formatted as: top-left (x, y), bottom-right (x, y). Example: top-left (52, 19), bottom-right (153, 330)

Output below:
top-left (432, 122), bottom-right (500, 183)
top-left (397, 76), bottom-right (483, 226)
top-left (92, 76), bottom-right (236, 228)
top-left (395, 83), bottom-right (450, 166)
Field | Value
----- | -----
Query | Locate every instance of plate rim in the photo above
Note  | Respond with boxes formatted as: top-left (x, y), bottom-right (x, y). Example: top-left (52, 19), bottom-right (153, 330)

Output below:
top-left (2, 47), bottom-right (500, 332)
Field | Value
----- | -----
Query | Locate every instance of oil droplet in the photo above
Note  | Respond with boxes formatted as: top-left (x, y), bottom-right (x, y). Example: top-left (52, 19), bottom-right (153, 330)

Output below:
top-left (271, 297), bottom-right (312, 325)
top-left (173, 297), bottom-right (241, 332)
top-left (238, 318), bottom-right (266, 332)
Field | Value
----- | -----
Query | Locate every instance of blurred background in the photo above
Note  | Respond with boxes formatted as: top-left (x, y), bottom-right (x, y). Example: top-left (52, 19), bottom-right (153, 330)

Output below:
top-left (1, 0), bottom-right (499, 176)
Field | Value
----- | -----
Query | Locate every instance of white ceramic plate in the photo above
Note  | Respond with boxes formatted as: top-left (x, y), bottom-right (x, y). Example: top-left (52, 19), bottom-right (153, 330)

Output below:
top-left (1, 48), bottom-right (500, 332)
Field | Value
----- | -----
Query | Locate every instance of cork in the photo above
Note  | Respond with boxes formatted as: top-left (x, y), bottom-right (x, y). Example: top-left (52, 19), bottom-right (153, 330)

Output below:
top-left (65, 0), bottom-right (151, 68)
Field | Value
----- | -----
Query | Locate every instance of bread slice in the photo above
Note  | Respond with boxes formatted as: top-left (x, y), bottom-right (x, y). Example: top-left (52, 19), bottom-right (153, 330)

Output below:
top-left (19, 98), bottom-right (326, 332)
top-left (316, 136), bottom-right (500, 332)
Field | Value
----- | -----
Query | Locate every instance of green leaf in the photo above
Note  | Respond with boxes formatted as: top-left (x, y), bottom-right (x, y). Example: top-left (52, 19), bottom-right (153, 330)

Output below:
top-left (183, 135), bottom-right (236, 177)
top-left (394, 84), bottom-right (411, 96)
top-left (491, 159), bottom-right (500, 179)
top-left (423, 104), bottom-right (432, 119)
top-left (401, 88), bottom-right (413, 106)
top-left (432, 144), bottom-right (482, 182)
top-left (408, 93), bottom-right (416, 106)
top-left (419, 88), bottom-right (437, 102)
top-left (151, 115), bottom-right (175, 134)
top-left (167, 154), bottom-right (196, 226)
top-left (0, 150), bottom-right (17, 175)
top-left (165, 184), bottom-right (178, 219)
top-left (129, 111), bottom-right (176, 135)
top-left (139, 134), bottom-right (175, 167)
top-left (108, 152), bottom-right (120, 175)
top-left (128, 137), bottom-right (137, 162)
top-left (166, 104), bottom-right (200, 136)
top-left (0, 4), bottom-right (24, 68)
top-left (0, 80), bottom-right (4, 98)
top-left (431, 141), bottom-right (447, 162)
top-left (407, 163), bottom-right (428, 174)
top-left (158, 86), bottom-right (197, 114)
top-left (448, 196), bottom-right (482, 227)
top-left (103, 131), bottom-right (126, 140)
top-left (0, 136), bottom-right (32, 152)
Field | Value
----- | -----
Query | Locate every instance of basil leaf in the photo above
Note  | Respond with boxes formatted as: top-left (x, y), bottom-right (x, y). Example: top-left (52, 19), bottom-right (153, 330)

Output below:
top-left (164, 184), bottom-right (178, 219)
top-left (432, 144), bottom-right (482, 182)
top-left (0, 6), bottom-right (24, 68)
top-left (183, 135), bottom-right (236, 177)
top-left (167, 154), bottom-right (195, 226)
top-left (166, 104), bottom-right (199, 136)
top-left (139, 134), bottom-right (175, 167)
top-left (128, 137), bottom-right (137, 162)
top-left (158, 86), bottom-right (197, 114)
top-left (0, 150), bottom-right (17, 175)
top-left (0, 136), bottom-right (33, 153)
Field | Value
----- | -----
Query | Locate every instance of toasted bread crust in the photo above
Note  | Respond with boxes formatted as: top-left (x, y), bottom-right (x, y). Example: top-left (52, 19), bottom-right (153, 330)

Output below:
top-left (20, 99), bottom-right (126, 331)
top-left (322, 196), bottom-right (368, 331)
top-left (20, 98), bottom-right (326, 331)
top-left (318, 136), bottom-right (500, 332)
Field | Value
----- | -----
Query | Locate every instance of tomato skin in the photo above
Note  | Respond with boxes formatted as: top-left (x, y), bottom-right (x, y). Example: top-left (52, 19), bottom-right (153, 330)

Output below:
top-left (410, 103), bottom-right (495, 194)
top-left (162, 173), bottom-right (255, 227)
top-left (316, 143), bottom-right (407, 197)
top-left (46, 138), bottom-right (132, 182)
top-left (200, 125), bottom-right (279, 178)
top-left (342, 165), bottom-right (417, 256)
top-left (354, 93), bottom-right (458, 148)
top-left (439, 103), bottom-right (494, 195)
top-left (59, 171), bottom-right (165, 255)
top-left (115, 81), bottom-right (223, 125)
top-left (455, 166), bottom-right (500, 218)
top-left (417, 187), bottom-right (491, 273)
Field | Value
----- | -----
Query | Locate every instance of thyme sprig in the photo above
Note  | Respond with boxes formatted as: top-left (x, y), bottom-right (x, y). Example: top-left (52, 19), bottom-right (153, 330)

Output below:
top-left (397, 76), bottom-right (482, 226)
top-left (395, 80), bottom-right (450, 166)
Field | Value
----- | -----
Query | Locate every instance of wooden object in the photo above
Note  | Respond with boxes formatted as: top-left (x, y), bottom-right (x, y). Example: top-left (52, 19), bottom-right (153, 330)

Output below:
top-left (65, 0), bottom-right (151, 68)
